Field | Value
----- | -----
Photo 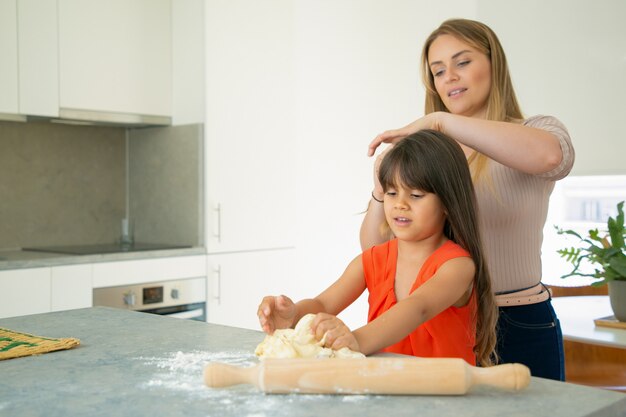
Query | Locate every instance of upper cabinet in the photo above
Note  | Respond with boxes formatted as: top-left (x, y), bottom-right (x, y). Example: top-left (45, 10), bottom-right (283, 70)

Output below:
top-left (1, 0), bottom-right (204, 125)
top-left (58, 0), bottom-right (171, 120)
top-left (204, 0), bottom-right (296, 253)
top-left (0, 0), bottom-right (18, 116)
top-left (17, 0), bottom-right (59, 118)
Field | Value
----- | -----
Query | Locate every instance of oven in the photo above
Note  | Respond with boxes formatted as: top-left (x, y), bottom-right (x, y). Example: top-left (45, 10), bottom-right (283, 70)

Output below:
top-left (93, 277), bottom-right (206, 321)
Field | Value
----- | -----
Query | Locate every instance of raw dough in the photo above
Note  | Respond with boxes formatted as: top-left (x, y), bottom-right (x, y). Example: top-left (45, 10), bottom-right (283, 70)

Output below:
top-left (255, 314), bottom-right (365, 359)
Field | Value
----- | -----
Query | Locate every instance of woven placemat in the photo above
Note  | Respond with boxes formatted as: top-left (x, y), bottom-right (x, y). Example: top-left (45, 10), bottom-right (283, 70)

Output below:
top-left (0, 327), bottom-right (80, 360)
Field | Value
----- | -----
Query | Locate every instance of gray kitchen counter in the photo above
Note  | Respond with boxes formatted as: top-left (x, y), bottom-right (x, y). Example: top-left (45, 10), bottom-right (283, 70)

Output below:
top-left (1, 307), bottom-right (624, 417)
top-left (0, 246), bottom-right (205, 271)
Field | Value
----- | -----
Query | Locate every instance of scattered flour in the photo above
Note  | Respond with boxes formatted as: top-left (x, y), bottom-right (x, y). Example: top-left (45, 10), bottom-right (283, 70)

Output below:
top-left (136, 349), bottom-right (372, 415)
top-left (138, 350), bottom-right (255, 396)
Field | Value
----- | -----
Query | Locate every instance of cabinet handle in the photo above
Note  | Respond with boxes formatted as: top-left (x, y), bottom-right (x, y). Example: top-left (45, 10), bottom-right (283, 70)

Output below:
top-left (213, 265), bottom-right (221, 305)
top-left (214, 203), bottom-right (221, 242)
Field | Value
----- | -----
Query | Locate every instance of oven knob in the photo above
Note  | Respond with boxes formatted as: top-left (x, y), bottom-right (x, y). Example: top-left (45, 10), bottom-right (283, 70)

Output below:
top-left (171, 288), bottom-right (179, 300)
top-left (123, 291), bottom-right (136, 307)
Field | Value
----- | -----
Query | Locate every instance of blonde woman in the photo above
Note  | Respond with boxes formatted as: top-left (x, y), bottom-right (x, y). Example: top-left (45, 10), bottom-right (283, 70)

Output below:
top-left (362, 19), bottom-right (575, 380)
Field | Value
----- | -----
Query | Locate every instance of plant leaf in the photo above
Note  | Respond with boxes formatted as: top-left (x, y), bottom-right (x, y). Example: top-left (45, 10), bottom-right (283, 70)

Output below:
top-left (555, 201), bottom-right (626, 284)
top-left (555, 226), bottom-right (582, 240)
top-left (557, 248), bottom-right (581, 263)
top-left (609, 253), bottom-right (626, 277)
top-left (608, 201), bottom-right (625, 250)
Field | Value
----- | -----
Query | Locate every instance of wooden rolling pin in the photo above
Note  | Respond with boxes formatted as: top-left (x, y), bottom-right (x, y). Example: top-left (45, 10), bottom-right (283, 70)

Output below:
top-left (204, 357), bottom-right (531, 395)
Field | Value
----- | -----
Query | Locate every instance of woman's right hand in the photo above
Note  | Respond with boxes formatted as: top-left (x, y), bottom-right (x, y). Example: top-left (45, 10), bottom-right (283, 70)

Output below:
top-left (372, 144), bottom-right (394, 199)
top-left (257, 295), bottom-right (297, 334)
top-left (367, 113), bottom-right (443, 157)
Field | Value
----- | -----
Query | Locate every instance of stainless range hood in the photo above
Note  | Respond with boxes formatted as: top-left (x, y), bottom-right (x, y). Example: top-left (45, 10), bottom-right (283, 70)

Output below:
top-left (53, 108), bottom-right (171, 127)
top-left (1, 108), bottom-right (171, 128)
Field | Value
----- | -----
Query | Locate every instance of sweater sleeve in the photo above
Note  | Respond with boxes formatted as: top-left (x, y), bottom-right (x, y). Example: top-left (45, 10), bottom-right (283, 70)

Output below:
top-left (524, 115), bottom-right (575, 181)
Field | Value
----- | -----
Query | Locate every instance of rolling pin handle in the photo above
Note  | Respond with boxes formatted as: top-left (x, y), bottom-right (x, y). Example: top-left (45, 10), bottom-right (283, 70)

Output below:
top-left (470, 363), bottom-right (531, 391)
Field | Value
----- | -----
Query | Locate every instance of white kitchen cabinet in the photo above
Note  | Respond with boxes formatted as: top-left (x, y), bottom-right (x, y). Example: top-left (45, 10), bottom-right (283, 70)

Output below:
top-left (206, 249), bottom-right (296, 330)
top-left (171, 0), bottom-right (204, 125)
top-left (1, 0), bottom-right (173, 121)
top-left (0, 0), bottom-right (19, 116)
top-left (17, 0), bottom-right (59, 117)
top-left (58, 0), bottom-right (171, 118)
top-left (0, 267), bottom-right (51, 319)
top-left (51, 264), bottom-right (93, 312)
top-left (92, 255), bottom-right (207, 288)
top-left (2, 0), bottom-right (202, 123)
top-left (204, 0), bottom-right (296, 253)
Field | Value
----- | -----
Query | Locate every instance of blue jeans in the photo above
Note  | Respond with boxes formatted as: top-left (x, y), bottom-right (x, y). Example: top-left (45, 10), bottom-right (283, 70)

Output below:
top-left (496, 299), bottom-right (565, 381)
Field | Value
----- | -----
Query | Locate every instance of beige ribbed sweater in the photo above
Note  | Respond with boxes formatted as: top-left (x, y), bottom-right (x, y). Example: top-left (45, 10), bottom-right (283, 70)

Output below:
top-left (475, 115), bottom-right (575, 294)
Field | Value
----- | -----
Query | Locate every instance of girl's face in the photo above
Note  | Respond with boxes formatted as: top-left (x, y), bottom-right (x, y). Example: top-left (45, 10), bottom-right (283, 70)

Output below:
top-left (428, 34), bottom-right (492, 119)
top-left (383, 185), bottom-right (447, 244)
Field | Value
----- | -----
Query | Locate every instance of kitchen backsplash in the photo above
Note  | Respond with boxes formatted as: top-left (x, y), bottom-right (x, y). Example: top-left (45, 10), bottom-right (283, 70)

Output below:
top-left (0, 120), bottom-right (203, 249)
top-left (129, 124), bottom-right (204, 247)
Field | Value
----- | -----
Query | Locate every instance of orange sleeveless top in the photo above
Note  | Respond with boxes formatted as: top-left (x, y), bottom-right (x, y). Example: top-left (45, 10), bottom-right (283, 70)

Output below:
top-left (362, 239), bottom-right (477, 365)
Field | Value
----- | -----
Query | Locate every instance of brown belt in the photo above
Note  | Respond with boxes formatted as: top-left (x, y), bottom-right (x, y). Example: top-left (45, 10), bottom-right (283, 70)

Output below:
top-left (495, 283), bottom-right (550, 307)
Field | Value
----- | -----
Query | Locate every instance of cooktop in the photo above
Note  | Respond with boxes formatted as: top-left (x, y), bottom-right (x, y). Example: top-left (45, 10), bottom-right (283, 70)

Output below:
top-left (23, 242), bottom-right (192, 255)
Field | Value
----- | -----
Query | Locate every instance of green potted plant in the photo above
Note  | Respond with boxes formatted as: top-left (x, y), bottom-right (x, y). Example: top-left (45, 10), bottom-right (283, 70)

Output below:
top-left (556, 200), bottom-right (626, 321)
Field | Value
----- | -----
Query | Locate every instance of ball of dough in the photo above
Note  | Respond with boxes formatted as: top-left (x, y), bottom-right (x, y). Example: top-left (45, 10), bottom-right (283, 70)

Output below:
top-left (255, 314), bottom-right (365, 359)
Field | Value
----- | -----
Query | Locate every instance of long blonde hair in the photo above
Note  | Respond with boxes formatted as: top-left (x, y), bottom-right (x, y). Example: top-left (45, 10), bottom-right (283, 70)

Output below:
top-left (420, 18), bottom-right (524, 181)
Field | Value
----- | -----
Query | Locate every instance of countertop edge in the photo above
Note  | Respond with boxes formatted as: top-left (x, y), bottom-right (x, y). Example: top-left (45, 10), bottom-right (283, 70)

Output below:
top-left (0, 247), bottom-right (207, 271)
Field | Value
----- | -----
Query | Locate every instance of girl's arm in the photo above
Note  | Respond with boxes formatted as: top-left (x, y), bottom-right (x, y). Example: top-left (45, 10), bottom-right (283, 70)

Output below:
top-left (333, 256), bottom-right (475, 355)
top-left (305, 254), bottom-right (367, 317)
top-left (368, 112), bottom-right (563, 175)
top-left (258, 255), bottom-right (367, 334)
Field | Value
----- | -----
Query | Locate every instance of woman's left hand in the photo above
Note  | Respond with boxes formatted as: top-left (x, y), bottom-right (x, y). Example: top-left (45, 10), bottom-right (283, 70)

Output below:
top-left (312, 313), bottom-right (360, 352)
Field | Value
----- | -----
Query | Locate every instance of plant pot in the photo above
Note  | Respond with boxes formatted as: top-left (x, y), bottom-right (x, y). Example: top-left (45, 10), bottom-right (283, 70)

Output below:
top-left (608, 280), bottom-right (626, 322)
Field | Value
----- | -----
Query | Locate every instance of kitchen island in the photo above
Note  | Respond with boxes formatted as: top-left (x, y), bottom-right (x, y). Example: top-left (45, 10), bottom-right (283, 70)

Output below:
top-left (1, 307), bottom-right (624, 417)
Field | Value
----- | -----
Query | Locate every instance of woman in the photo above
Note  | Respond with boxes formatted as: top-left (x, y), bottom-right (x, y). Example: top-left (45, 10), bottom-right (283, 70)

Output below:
top-left (362, 18), bottom-right (575, 380)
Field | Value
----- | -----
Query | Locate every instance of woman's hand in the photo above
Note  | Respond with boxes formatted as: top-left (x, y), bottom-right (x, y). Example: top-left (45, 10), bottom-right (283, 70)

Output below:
top-left (367, 113), bottom-right (443, 157)
top-left (257, 295), bottom-right (297, 334)
top-left (312, 313), bottom-right (360, 352)
top-left (372, 144), bottom-right (393, 199)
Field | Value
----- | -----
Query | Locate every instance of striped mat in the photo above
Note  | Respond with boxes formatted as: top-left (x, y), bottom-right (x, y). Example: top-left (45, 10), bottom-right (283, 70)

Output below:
top-left (0, 327), bottom-right (80, 360)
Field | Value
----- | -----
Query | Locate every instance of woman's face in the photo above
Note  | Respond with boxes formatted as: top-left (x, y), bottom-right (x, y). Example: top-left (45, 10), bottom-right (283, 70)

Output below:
top-left (428, 34), bottom-right (492, 119)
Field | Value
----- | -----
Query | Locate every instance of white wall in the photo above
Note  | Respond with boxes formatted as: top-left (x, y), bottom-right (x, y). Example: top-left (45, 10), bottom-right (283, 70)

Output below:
top-left (477, 0), bottom-right (626, 176)
top-left (292, 1), bottom-right (476, 328)
top-left (204, 0), bottom-right (625, 329)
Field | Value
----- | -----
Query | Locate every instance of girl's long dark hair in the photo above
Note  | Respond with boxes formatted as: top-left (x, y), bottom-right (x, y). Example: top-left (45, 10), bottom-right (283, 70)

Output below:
top-left (378, 129), bottom-right (498, 366)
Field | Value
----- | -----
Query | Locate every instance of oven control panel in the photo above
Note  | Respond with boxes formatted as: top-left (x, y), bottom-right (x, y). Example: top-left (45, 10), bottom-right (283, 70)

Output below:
top-left (93, 277), bottom-right (206, 310)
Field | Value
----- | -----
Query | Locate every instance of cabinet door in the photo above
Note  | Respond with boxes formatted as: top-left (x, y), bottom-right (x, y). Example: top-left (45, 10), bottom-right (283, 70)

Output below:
top-left (92, 255), bottom-right (207, 288)
top-left (0, 0), bottom-right (18, 115)
top-left (207, 249), bottom-right (297, 330)
top-left (17, 0), bottom-right (58, 117)
top-left (51, 264), bottom-right (93, 312)
top-left (0, 268), bottom-right (51, 318)
top-left (204, 0), bottom-right (296, 253)
top-left (58, 0), bottom-right (171, 117)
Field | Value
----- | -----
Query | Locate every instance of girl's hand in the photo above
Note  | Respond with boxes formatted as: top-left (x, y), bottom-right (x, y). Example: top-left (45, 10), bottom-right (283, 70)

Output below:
top-left (367, 113), bottom-right (443, 157)
top-left (257, 295), bottom-right (296, 334)
top-left (312, 313), bottom-right (360, 353)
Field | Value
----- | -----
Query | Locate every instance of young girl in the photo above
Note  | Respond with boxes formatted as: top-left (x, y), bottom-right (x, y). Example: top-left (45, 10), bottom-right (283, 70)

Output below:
top-left (258, 130), bottom-right (498, 366)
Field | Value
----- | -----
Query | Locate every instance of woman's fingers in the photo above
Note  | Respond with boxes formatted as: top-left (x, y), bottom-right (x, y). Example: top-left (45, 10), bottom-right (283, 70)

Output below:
top-left (368, 130), bottom-right (406, 157)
